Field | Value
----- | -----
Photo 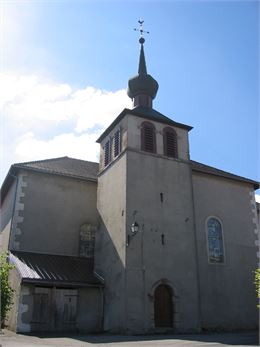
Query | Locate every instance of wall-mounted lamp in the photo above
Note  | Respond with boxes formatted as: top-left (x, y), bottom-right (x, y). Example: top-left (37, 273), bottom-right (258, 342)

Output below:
top-left (127, 222), bottom-right (140, 247)
top-left (131, 222), bottom-right (139, 234)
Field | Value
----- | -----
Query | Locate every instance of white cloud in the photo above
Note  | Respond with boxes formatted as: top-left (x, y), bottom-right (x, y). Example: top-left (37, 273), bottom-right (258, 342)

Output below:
top-left (0, 73), bottom-right (130, 127)
top-left (0, 73), bottom-right (72, 122)
top-left (0, 72), bottom-right (132, 183)
top-left (15, 131), bottom-right (100, 163)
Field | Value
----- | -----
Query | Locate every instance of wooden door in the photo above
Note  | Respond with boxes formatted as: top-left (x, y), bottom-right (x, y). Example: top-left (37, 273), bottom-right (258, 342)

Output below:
top-left (32, 287), bottom-right (51, 331)
top-left (154, 284), bottom-right (173, 327)
top-left (55, 289), bottom-right (78, 331)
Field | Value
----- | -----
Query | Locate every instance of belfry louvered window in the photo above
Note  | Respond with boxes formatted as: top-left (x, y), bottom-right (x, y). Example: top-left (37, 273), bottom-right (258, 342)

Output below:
top-left (141, 122), bottom-right (156, 153)
top-left (114, 129), bottom-right (121, 158)
top-left (163, 127), bottom-right (178, 158)
top-left (104, 140), bottom-right (111, 167)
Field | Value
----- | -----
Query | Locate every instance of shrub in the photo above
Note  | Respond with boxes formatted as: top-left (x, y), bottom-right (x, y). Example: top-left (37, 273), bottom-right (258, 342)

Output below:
top-left (255, 268), bottom-right (260, 309)
top-left (0, 253), bottom-right (14, 328)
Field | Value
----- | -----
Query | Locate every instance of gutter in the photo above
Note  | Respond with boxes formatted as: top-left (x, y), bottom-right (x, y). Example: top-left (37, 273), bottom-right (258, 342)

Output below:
top-left (21, 278), bottom-right (104, 288)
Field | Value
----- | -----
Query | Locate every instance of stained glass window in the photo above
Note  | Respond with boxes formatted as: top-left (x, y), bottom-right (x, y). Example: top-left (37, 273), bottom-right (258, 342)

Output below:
top-left (207, 217), bottom-right (224, 263)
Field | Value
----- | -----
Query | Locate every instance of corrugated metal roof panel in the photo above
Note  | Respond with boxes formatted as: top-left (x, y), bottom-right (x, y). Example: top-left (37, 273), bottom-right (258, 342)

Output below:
top-left (10, 251), bottom-right (103, 287)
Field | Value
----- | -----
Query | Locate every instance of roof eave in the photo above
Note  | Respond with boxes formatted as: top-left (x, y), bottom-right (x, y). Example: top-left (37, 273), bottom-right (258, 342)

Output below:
top-left (12, 164), bottom-right (98, 183)
top-left (0, 165), bottom-right (19, 206)
top-left (191, 164), bottom-right (259, 190)
top-left (21, 278), bottom-right (104, 288)
top-left (96, 108), bottom-right (128, 143)
top-left (96, 107), bottom-right (193, 143)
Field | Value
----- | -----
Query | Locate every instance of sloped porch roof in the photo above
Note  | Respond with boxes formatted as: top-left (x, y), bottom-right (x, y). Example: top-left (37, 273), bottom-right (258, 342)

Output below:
top-left (9, 251), bottom-right (103, 288)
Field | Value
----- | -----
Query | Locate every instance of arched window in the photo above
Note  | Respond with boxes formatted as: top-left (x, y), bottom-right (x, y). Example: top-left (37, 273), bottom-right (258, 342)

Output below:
top-left (163, 127), bottom-right (178, 158)
top-left (141, 121), bottom-right (156, 153)
top-left (207, 217), bottom-right (224, 263)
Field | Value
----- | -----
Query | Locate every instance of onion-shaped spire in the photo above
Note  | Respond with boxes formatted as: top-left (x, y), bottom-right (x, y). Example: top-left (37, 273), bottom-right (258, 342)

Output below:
top-left (127, 22), bottom-right (159, 108)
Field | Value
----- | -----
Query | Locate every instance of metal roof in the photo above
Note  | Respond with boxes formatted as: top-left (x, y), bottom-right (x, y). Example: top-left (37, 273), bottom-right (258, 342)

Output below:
top-left (96, 106), bottom-right (193, 143)
top-left (9, 251), bottom-right (103, 287)
top-left (1, 157), bottom-right (99, 204)
top-left (191, 160), bottom-right (259, 189)
top-left (12, 156), bottom-right (98, 181)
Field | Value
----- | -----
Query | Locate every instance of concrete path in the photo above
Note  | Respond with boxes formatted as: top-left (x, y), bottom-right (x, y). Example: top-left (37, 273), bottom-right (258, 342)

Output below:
top-left (0, 330), bottom-right (258, 347)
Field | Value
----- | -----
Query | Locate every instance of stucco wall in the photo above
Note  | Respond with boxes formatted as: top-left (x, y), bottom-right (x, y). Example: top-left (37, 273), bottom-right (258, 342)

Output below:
top-left (77, 287), bottom-right (103, 332)
top-left (96, 154), bottom-right (127, 333)
top-left (192, 172), bottom-right (258, 330)
top-left (13, 284), bottom-right (101, 333)
top-left (127, 115), bottom-right (190, 161)
top-left (6, 267), bottom-right (21, 331)
top-left (125, 150), bottom-right (200, 333)
top-left (99, 113), bottom-right (190, 172)
top-left (9, 171), bottom-right (98, 256)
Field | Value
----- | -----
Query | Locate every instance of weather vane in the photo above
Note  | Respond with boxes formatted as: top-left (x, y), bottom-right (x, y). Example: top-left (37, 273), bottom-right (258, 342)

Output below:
top-left (134, 19), bottom-right (149, 43)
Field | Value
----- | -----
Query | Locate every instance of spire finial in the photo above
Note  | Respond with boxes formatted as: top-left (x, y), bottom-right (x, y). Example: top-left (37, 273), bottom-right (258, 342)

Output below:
top-left (134, 19), bottom-right (149, 44)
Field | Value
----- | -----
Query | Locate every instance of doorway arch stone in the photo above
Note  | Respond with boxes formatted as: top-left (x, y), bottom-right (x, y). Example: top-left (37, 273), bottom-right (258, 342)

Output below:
top-left (149, 279), bottom-right (180, 331)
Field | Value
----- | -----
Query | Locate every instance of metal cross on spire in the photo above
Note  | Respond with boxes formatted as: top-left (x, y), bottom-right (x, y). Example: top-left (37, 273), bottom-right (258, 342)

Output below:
top-left (134, 19), bottom-right (149, 43)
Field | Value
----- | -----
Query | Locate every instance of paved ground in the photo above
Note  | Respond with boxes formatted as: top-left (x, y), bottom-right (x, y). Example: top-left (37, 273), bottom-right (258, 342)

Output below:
top-left (0, 330), bottom-right (258, 347)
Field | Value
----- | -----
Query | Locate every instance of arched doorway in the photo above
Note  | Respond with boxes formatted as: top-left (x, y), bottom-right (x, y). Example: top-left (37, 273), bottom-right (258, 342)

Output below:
top-left (154, 284), bottom-right (173, 327)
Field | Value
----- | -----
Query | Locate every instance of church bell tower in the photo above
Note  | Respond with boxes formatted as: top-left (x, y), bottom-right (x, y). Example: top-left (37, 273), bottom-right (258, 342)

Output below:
top-left (95, 21), bottom-right (201, 334)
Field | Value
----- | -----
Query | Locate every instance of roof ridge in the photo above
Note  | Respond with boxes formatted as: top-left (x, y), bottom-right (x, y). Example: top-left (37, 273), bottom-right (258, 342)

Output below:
top-left (13, 156), bottom-right (99, 168)
top-left (13, 156), bottom-right (69, 167)
top-left (65, 156), bottom-right (99, 165)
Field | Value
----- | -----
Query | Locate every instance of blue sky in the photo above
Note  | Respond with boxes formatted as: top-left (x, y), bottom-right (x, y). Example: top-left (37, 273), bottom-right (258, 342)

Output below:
top-left (0, 0), bottom-right (259, 190)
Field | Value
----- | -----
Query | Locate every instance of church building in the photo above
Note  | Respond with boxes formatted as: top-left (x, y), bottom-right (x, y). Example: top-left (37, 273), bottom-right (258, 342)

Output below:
top-left (0, 30), bottom-right (259, 334)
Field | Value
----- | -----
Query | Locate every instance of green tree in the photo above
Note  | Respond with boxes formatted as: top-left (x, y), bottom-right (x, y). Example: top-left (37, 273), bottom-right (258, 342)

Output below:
top-left (255, 268), bottom-right (260, 309)
top-left (0, 253), bottom-right (14, 328)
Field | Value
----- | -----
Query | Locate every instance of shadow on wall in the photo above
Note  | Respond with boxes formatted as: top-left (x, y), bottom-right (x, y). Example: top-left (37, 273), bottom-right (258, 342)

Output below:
top-left (94, 216), bottom-right (127, 333)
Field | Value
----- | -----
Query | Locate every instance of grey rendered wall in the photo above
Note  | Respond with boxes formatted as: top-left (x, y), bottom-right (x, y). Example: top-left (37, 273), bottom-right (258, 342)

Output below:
top-left (12, 284), bottom-right (102, 333)
top-left (77, 287), bottom-right (103, 332)
top-left (192, 172), bottom-right (258, 330)
top-left (6, 267), bottom-right (21, 331)
top-left (127, 115), bottom-right (190, 161)
top-left (96, 154), bottom-right (127, 333)
top-left (16, 284), bottom-right (33, 333)
top-left (0, 180), bottom-right (17, 252)
top-left (125, 150), bottom-right (200, 333)
top-left (9, 171), bottom-right (98, 256)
